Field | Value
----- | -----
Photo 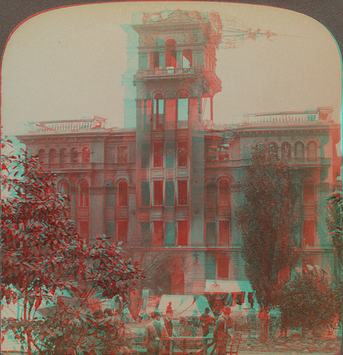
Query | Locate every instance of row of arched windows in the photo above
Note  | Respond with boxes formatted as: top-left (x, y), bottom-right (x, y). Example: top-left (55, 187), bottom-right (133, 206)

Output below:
top-left (58, 180), bottom-right (128, 208)
top-left (37, 147), bottom-right (91, 165)
top-left (256, 141), bottom-right (317, 159)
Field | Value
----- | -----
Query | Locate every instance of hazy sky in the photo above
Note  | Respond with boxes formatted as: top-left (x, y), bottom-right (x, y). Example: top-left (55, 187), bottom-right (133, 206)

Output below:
top-left (1, 1), bottom-right (341, 135)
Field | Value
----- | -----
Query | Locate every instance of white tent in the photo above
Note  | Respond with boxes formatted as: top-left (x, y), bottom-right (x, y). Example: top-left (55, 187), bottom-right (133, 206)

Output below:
top-left (158, 295), bottom-right (189, 315)
top-left (174, 295), bottom-right (213, 317)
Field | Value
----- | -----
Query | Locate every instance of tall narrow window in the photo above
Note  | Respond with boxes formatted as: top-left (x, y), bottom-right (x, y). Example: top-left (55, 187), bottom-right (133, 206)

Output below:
top-left (118, 221), bottom-right (128, 245)
top-left (166, 181), bottom-right (175, 206)
top-left (71, 148), bottom-right (78, 163)
top-left (141, 182), bottom-right (150, 206)
top-left (166, 143), bottom-right (175, 168)
top-left (142, 98), bottom-right (152, 129)
top-left (38, 149), bottom-right (46, 164)
top-left (105, 182), bottom-right (115, 207)
top-left (79, 181), bottom-right (89, 207)
top-left (304, 220), bottom-right (315, 247)
top-left (153, 181), bottom-right (163, 206)
top-left (153, 221), bottom-right (163, 246)
top-left (206, 222), bottom-right (216, 247)
top-left (182, 50), bottom-right (192, 69)
top-left (105, 222), bottom-right (115, 241)
top-left (80, 221), bottom-right (89, 241)
top-left (49, 149), bottom-right (57, 165)
top-left (154, 143), bottom-right (163, 168)
top-left (153, 94), bottom-right (164, 130)
top-left (219, 221), bottom-right (230, 246)
top-left (141, 222), bottom-right (151, 246)
top-left (82, 147), bottom-right (91, 163)
top-left (165, 222), bottom-right (175, 247)
top-left (219, 180), bottom-right (229, 206)
top-left (205, 182), bottom-right (217, 208)
top-left (118, 181), bottom-right (128, 207)
top-left (308, 141), bottom-right (317, 158)
top-left (178, 221), bottom-right (188, 246)
top-left (178, 142), bottom-right (188, 168)
top-left (189, 98), bottom-right (198, 122)
top-left (105, 147), bottom-right (115, 163)
top-left (60, 148), bottom-right (67, 165)
top-left (165, 39), bottom-right (177, 68)
top-left (165, 99), bottom-right (176, 130)
top-left (205, 253), bottom-right (216, 280)
top-left (178, 180), bottom-right (188, 205)
top-left (178, 98), bottom-right (188, 125)
top-left (269, 142), bottom-right (278, 158)
top-left (282, 142), bottom-right (291, 159)
top-left (118, 146), bottom-right (128, 163)
top-left (60, 181), bottom-right (70, 207)
top-left (141, 143), bottom-right (150, 168)
top-left (295, 142), bottom-right (304, 158)
top-left (217, 255), bottom-right (229, 279)
top-left (139, 54), bottom-right (148, 70)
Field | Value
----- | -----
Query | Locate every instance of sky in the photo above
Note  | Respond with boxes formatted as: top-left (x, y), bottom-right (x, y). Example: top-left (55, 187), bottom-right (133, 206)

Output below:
top-left (1, 1), bottom-right (341, 136)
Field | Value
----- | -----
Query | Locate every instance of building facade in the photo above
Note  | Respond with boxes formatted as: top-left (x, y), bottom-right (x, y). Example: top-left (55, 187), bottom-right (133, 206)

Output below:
top-left (17, 10), bottom-right (341, 296)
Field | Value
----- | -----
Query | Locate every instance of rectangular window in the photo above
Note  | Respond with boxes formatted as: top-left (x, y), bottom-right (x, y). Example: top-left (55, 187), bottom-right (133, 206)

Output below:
top-left (206, 222), bottom-right (216, 247)
top-left (105, 222), bottom-right (115, 240)
top-left (304, 183), bottom-right (315, 205)
top-left (141, 182), bottom-right (150, 206)
top-left (118, 146), bottom-right (128, 163)
top-left (178, 180), bottom-right (188, 205)
top-left (165, 222), bottom-right (175, 247)
top-left (178, 99), bottom-right (188, 122)
top-left (219, 181), bottom-right (230, 206)
top-left (219, 221), bottom-right (230, 246)
top-left (178, 142), bottom-right (188, 168)
top-left (153, 181), bottom-right (163, 206)
top-left (139, 54), bottom-right (148, 70)
top-left (141, 222), bottom-right (151, 246)
top-left (205, 253), bottom-right (216, 280)
top-left (141, 143), bottom-right (150, 168)
top-left (166, 181), bottom-right (175, 206)
top-left (154, 143), bottom-right (163, 168)
top-left (178, 221), bottom-right (188, 246)
top-left (217, 255), bottom-right (229, 279)
top-left (142, 100), bottom-right (152, 129)
top-left (153, 221), bottom-right (163, 246)
top-left (166, 143), bottom-right (175, 168)
top-left (166, 99), bottom-right (176, 129)
top-left (304, 220), bottom-right (315, 247)
top-left (118, 221), bottom-right (128, 245)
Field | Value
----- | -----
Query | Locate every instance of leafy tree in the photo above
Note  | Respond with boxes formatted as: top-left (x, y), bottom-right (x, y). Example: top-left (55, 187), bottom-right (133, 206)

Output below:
top-left (278, 270), bottom-right (339, 336)
top-left (1, 136), bottom-right (141, 354)
top-left (236, 146), bottom-right (300, 311)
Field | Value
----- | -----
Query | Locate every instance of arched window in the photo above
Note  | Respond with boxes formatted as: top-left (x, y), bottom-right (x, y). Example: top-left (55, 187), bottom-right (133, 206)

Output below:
top-left (49, 149), bottom-right (57, 165)
top-left (269, 143), bottom-right (278, 158)
top-left (307, 141), bottom-right (317, 158)
top-left (255, 142), bottom-right (265, 153)
top-left (118, 181), bottom-right (128, 207)
top-left (82, 147), bottom-right (91, 163)
top-left (205, 181), bottom-right (217, 208)
top-left (165, 39), bottom-right (177, 68)
top-left (37, 149), bottom-right (46, 164)
top-left (60, 181), bottom-right (70, 207)
top-left (79, 181), bottom-right (89, 207)
top-left (70, 148), bottom-right (78, 163)
top-left (60, 148), bottom-right (67, 165)
top-left (282, 142), bottom-right (291, 159)
top-left (295, 142), bottom-right (304, 158)
top-left (105, 181), bottom-right (115, 207)
top-left (219, 180), bottom-right (230, 206)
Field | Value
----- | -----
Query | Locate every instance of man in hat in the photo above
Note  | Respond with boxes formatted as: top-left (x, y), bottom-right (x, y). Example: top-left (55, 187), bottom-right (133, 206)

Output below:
top-left (200, 308), bottom-right (213, 337)
top-left (213, 307), bottom-right (233, 355)
top-left (144, 311), bottom-right (168, 354)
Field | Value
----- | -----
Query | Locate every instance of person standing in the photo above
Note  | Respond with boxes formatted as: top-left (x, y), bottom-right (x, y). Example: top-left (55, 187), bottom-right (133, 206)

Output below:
top-left (163, 311), bottom-right (174, 354)
top-left (258, 307), bottom-right (269, 342)
top-left (144, 311), bottom-right (168, 355)
top-left (200, 308), bottom-right (213, 337)
top-left (213, 307), bottom-right (233, 355)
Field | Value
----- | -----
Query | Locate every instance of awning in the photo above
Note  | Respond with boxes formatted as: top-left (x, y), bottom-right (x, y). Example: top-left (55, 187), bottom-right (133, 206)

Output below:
top-left (205, 280), bottom-right (254, 293)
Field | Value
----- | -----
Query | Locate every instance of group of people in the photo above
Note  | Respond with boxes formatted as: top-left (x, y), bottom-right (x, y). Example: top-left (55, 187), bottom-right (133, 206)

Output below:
top-left (144, 305), bottom-right (234, 355)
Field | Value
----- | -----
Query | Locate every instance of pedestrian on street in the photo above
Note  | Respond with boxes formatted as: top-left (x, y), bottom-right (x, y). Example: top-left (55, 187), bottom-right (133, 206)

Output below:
top-left (144, 311), bottom-right (169, 355)
top-left (213, 306), bottom-right (233, 355)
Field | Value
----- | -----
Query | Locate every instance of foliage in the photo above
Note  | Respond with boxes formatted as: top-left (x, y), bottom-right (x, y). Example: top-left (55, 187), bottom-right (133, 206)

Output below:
top-left (278, 270), bottom-right (339, 332)
top-left (236, 146), bottom-right (300, 309)
top-left (326, 192), bottom-right (343, 271)
top-left (1, 136), bottom-right (141, 354)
